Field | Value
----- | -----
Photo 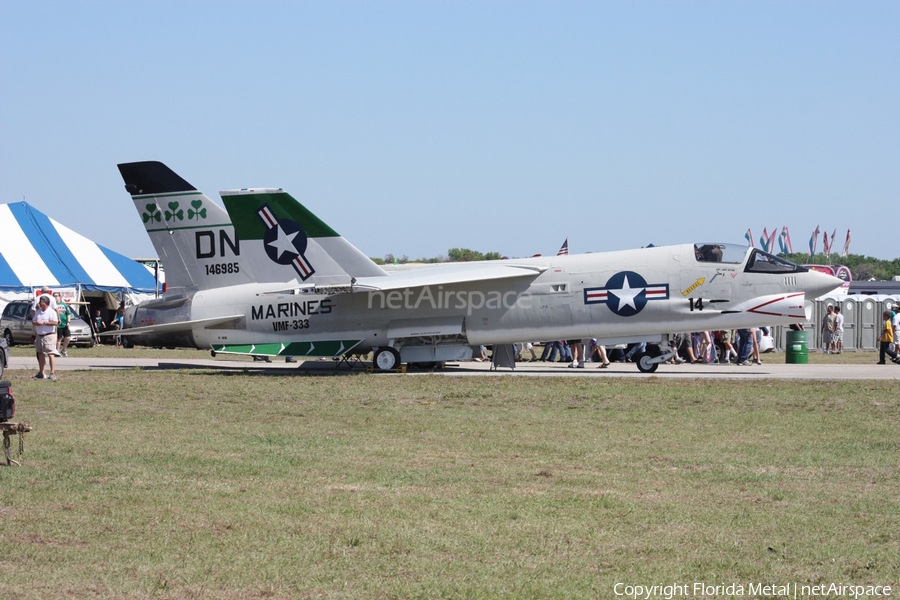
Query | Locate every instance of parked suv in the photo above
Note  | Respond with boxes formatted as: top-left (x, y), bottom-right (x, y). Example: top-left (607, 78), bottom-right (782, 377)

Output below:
top-left (1, 300), bottom-right (95, 347)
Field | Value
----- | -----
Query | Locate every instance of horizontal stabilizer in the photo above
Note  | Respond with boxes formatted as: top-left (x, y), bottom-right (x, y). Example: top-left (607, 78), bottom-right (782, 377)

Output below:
top-left (106, 314), bottom-right (244, 336)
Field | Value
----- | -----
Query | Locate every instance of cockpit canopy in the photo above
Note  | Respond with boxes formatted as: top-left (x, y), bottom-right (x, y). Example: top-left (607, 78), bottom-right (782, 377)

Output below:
top-left (693, 243), bottom-right (808, 274)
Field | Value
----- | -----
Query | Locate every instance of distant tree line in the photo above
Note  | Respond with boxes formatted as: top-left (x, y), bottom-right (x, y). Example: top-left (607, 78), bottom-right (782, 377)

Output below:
top-left (783, 252), bottom-right (900, 281)
top-left (372, 248), bottom-right (503, 265)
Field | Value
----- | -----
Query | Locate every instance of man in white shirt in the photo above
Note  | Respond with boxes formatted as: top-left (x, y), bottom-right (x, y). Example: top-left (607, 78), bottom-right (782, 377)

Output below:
top-left (32, 295), bottom-right (59, 380)
top-left (832, 306), bottom-right (845, 354)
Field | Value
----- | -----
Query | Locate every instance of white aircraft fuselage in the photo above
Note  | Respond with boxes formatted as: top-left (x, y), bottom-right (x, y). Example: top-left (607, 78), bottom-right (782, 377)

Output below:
top-left (127, 242), bottom-right (838, 364)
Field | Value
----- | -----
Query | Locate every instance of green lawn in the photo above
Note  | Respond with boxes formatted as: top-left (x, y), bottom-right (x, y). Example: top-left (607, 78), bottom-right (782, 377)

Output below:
top-left (1, 371), bottom-right (898, 599)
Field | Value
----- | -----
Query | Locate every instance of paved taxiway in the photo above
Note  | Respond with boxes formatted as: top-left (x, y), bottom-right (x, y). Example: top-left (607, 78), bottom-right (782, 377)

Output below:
top-left (6, 355), bottom-right (900, 380)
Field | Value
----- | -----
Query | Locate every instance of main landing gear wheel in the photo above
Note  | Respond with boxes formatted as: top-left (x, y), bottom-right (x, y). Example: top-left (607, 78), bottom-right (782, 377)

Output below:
top-left (373, 347), bottom-right (401, 371)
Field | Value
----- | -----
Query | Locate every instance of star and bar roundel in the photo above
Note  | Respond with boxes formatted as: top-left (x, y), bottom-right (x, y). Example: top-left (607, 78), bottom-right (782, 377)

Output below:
top-left (583, 271), bottom-right (669, 317)
top-left (257, 204), bottom-right (316, 280)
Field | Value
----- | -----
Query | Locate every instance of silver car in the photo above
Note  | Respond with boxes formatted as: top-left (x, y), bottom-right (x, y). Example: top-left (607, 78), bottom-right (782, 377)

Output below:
top-left (0, 300), bottom-right (95, 347)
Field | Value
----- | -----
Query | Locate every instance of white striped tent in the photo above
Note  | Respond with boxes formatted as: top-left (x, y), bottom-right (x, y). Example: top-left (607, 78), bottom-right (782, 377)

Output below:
top-left (0, 201), bottom-right (158, 299)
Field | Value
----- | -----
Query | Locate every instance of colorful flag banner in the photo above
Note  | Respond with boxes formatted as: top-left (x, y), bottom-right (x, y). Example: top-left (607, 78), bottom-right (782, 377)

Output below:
top-left (759, 228), bottom-right (769, 253)
top-left (767, 228), bottom-right (779, 254)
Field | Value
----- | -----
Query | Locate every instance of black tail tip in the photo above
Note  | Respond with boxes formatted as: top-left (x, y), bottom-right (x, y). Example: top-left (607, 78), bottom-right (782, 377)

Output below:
top-left (117, 161), bottom-right (197, 195)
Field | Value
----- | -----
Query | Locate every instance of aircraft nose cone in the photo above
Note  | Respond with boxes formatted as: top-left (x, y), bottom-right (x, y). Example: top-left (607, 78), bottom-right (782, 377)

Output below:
top-left (806, 269), bottom-right (844, 297)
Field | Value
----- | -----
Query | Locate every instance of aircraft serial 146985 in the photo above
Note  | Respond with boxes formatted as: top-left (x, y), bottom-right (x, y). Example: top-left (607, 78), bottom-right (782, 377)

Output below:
top-left (116, 161), bottom-right (841, 372)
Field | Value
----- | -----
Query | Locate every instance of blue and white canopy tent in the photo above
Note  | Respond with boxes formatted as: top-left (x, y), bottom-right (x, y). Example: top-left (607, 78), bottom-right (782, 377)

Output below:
top-left (0, 201), bottom-right (159, 310)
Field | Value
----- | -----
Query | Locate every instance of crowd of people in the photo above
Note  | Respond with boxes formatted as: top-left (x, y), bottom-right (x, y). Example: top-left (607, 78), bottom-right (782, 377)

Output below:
top-left (500, 310), bottom-right (894, 368)
top-left (815, 302), bottom-right (900, 363)
top-left (504, 329), bottom-right (772, 369)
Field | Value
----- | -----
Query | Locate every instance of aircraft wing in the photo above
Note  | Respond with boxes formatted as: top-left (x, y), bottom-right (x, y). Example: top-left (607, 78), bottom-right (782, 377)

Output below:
top-left (352, 263), bottom-right (547, 292)
top-left (108, 314), bottom-right (244, 336)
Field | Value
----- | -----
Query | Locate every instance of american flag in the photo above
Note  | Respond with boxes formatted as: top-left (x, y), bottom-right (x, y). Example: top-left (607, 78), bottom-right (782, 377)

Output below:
top-left (557, 239), bottom-right (569, 256)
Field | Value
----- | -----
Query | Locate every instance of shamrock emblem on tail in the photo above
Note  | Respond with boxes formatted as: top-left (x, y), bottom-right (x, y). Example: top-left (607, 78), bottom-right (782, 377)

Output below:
top-left (142, 203), bottom-right (162, 225)
top-left (188, 199), bottom-right (207, 221)
top-left (165, 201), bottom-right (184, 222)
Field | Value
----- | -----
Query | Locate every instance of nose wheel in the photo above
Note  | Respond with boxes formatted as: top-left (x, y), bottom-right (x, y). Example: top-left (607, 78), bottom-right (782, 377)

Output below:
top-left (635, 343), bottom-right (675, 373)
top-left (636, 352), bottom-right (659, 373)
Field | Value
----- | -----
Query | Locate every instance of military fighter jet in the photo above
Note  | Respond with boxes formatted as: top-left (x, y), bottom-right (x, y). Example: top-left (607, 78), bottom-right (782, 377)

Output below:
top-left (117, 161), bottom-right (841, 372)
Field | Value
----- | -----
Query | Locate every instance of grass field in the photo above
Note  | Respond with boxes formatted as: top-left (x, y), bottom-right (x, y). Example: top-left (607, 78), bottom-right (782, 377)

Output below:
top-left (1, 363), bottom-right (899, 599)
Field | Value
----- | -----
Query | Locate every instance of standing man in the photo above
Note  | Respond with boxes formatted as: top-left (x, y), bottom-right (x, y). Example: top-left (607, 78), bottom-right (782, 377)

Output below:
top-left (735, 328), bottom-right (753, 366)
top-left (54, 292), bottom-right (72, 357)
top-left (832, 306), bottom-right (844, 354)
top-left (567, 339), bottom-right (585, 368)
top-left (821, 305), bottom-right (836, 354)
top-left (33, 295), bottom-right (59, 380)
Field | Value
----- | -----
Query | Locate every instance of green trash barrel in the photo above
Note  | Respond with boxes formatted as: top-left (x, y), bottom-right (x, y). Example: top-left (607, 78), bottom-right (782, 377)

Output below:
top-left (785, 331), bottom-right (809, 364)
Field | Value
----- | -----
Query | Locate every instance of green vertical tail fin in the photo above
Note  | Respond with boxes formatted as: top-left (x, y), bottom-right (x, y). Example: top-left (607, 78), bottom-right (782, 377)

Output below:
top-left (220, 188), bottom-right (386, 287)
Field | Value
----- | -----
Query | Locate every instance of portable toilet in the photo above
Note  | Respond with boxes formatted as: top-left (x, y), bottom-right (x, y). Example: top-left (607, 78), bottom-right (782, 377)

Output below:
top-left (858, 296), bottom-right (881, 351)
top-left (883, 297), bottom-right (900, 316)
top-left (840, 297), bottom-right (857, 351)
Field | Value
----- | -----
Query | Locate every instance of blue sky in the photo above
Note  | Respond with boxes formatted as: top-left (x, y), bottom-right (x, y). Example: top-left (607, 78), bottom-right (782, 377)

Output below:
top-left (2, 2), bottom-right (897, 262)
